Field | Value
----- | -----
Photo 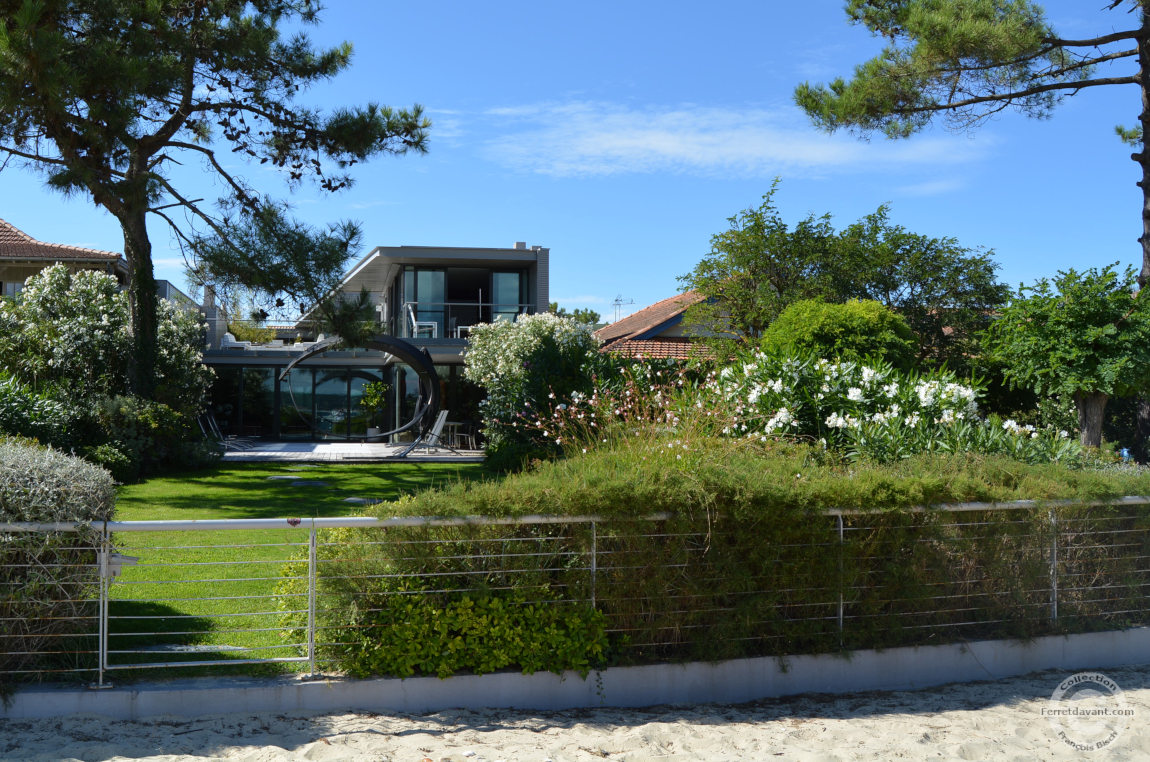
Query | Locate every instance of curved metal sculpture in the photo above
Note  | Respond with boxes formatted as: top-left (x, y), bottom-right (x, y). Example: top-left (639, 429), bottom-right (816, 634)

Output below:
top-left (278, 334), bottom-right (441, 441)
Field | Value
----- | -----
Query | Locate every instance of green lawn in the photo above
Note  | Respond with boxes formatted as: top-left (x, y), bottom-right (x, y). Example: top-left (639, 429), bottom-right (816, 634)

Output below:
top-left (115, 461), bottom-right (488, 521)
top-left (104, 461), bottom-right (489, 678)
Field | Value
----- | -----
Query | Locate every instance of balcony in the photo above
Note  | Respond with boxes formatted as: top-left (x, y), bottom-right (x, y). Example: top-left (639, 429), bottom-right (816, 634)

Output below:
top-left (395, 300), bottom-right (537, 340)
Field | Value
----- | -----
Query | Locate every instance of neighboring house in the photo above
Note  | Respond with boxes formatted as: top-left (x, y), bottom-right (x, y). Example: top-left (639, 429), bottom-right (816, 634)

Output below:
top-left (0, 217), bottom-right (196, 306)
top-left (594, 291), bottom-right (706, 360)
top-left (0, 218), bottom-right (129, 296)
top-left (202, 242), bottom-right (550, 441)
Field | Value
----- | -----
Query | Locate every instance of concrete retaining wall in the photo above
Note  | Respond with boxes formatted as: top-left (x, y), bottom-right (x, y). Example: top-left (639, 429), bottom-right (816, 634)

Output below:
top-left (6, 627), bottom-right (1150, 720)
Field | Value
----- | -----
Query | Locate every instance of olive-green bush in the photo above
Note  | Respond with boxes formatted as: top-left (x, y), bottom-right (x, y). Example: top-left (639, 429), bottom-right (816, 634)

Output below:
top-left (0, 438), bottom-right (115, 687)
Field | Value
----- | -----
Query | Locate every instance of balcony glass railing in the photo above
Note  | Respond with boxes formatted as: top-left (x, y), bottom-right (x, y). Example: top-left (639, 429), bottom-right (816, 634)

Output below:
top-left (400, 301), bottom-right (535, 339)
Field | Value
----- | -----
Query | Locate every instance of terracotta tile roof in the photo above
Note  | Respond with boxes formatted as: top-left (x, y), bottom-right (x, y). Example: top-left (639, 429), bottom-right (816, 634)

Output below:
top-left (0, 218), bottom-right (121, 262)
top-left (594, 290), bottom-right (704, 345)
top-left (604, 337), bottom-right (711, 360)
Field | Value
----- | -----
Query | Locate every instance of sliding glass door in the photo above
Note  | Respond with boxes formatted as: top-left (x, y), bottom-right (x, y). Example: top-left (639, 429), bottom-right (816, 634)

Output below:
top-left (491, 271), bottom-right (524, 323)
top-left (403, 267), bottom-right (445, 337)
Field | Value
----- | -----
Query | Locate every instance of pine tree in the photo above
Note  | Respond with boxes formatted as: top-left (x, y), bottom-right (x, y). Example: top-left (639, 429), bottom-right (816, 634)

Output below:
top-left (0, 0), bottom-right (428, 395)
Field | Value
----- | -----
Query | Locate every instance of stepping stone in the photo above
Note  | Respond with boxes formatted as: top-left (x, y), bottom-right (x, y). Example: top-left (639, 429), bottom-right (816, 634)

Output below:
top-left (343, 497), bottom-right (381, 504)
top-left (266, 475), bottom-right (298, 480)
top-left (291, 480), bottom-right (329, 487)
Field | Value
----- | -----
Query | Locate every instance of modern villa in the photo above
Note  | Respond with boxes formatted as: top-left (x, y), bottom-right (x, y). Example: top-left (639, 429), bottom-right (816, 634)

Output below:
top-left (1, 217), bottom-right (551, 445)
top-left (203, 242), bottom-right (551, 443)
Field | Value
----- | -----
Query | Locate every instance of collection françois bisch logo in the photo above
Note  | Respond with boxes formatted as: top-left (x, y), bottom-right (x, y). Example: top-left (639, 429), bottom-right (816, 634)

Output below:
top-left (1043, 672), bottom-right (1135, 752)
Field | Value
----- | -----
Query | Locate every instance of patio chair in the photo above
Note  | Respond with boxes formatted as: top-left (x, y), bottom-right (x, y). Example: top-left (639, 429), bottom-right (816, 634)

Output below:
top-left (396, 409), bottom-right (460, 457)
top-left (406, 303), bottom-right (438, 338)
top-left (197, 411), bottom-right (258, 452)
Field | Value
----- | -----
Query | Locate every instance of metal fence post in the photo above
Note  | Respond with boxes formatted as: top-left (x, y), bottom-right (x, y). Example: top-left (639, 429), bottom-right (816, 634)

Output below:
top-left (590, 521), bottom-right (597, 608)
top-left (94, 524), bottom-right (110, 689)
top-left (1049, 509), bottom-right (1059, 623)
top-left (837, 514), bottom-right (844, 642)
top-left (307, 522), bottom-right (318, 677)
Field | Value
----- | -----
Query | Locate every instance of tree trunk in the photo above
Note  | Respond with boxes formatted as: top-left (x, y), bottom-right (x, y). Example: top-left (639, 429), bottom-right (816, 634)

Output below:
top-left (1137, 398), bottom-right (1150, 462)
top-left (1138, 9), bottom-right (1150, 289)
top-left (1075, 391), bottom-right (1109, 448)
top-left (121, 208), bottom-right (158, 399)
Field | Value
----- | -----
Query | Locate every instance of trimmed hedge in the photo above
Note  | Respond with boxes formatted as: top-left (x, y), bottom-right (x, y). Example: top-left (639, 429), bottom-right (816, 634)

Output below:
top-left (280, 436), bottom-right (1150, 675)
top-left (0, 439), bottom-right (115, 686)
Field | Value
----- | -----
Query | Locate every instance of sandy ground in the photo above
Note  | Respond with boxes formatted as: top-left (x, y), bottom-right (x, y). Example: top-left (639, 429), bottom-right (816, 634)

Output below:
top-left (4, 665), bottom-right (1150, 761)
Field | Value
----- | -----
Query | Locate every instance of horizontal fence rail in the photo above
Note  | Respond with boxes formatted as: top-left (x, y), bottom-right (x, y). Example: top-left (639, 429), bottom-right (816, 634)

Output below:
top-left (3, 498), bottom-right (1150, 688)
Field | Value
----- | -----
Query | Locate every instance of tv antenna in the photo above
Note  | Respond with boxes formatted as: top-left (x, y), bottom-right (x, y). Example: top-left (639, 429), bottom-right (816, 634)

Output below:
top-left (612, 294), bottom-right (635, 322)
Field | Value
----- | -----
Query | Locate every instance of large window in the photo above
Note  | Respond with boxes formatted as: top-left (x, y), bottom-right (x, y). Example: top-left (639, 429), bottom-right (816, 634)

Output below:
top-left (210, 364), bottom-right (388, 440)
top-left (491, 271), bottom-right (524, 323)
top-left (403, 267), bottom-right (445, 337)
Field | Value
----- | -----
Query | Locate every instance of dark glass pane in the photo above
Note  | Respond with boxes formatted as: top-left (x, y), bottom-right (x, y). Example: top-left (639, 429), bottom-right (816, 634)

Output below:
top-left (209, 366), bottom-right (242, 436)
top-left (241, 368), bottom-right (275, 437)
top-left (314, 369), bottom-right (349, 439)
top-left (280, 368), bottom-right (315, 440)
top-left (492, 271), bottom-right (522, 323)
top-left (348, 367), bottom-right (384, 436)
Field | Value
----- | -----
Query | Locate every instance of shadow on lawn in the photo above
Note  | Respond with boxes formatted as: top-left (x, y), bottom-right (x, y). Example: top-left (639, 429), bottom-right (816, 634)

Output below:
top-left (105, 600), bottom-right (296, 681)
top-left (129, 463), bottom-right (491, 519)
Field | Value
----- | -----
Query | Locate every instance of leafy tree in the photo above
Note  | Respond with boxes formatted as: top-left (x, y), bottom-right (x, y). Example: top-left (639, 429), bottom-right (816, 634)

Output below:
top-left (834, 206), bottom-right (1010, 369)
top-left (680, 185), bottom-right (1008, 368)
top-left (549, 302), bottom-right (602, 325)
top-left (794, 0), bottom-right (1150, 287)
top-left (760, 299), bottom-right (919, 371)
top-left (984, 264), bottom-right (1150, 447)
top-left (678, 182), bottom-right (838, 342)
top-left (0, 0), bottom-right (428, 395)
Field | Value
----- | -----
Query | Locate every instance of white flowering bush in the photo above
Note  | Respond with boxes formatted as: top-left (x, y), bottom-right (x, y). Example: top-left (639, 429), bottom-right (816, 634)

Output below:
top-left (0, 265), bottom-right (131, 399)
top-left (463, 312), bottom-right (598, 465)
top-left (0, 373), bottom-right (71, 447)
top-left (0, 265), bottom-right (218, 475)
top-left (705, 352), bottom-right (1080, 463)
top-left (0, 265), bottom-right (212, 414)
top-left (154, 299), bottom-right (214, 417)
top-left (528, 349), bottom-right (1082, 465)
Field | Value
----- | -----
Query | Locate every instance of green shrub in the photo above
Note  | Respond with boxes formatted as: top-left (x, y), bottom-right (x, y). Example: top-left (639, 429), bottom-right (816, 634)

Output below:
top-left (0, 438), bottom-right (115, 686)
top-left (80, 443), bottom-right (136, 484)
top-left (761, 299), bottom-right (918, 370)
top-left (227, 321), bottom-right (277, 344)
top-left (278, 524), bottom-right (607, 679)
top-left (90, 395), bottom-right (219, 479)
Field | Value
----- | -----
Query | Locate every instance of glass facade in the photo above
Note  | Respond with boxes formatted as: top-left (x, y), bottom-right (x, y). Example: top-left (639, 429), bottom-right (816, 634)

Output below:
top-left (207, 362), bottom-right (484, 444)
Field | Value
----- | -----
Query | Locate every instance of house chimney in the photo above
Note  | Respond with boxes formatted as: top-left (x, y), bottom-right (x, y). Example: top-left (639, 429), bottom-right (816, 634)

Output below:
top-left (513, 241), bottom-right (527, 250)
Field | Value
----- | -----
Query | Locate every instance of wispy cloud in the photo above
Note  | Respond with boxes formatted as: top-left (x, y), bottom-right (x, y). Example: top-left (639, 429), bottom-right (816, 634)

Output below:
top-left (894, 178), bottom-right (967, 197)
top-left (480, 101), bottom-right (991, 179)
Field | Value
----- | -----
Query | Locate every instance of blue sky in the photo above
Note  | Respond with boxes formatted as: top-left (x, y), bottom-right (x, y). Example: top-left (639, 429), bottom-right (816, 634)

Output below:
top-left (2, 1), bottom-right (1143, 320)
